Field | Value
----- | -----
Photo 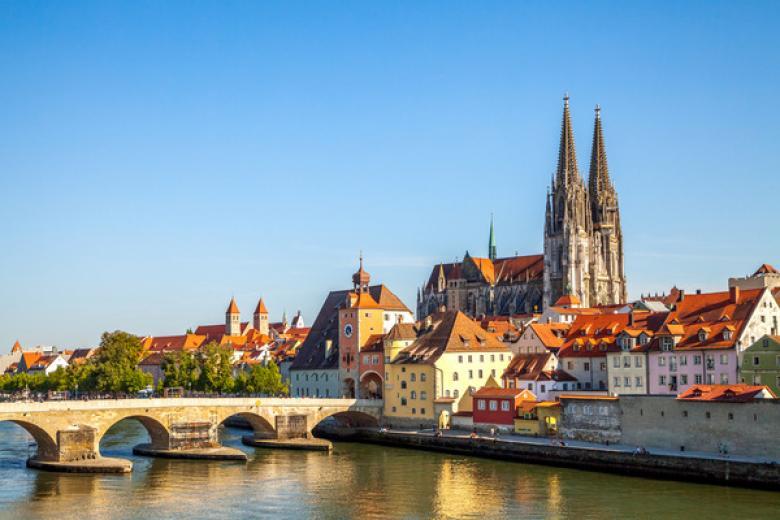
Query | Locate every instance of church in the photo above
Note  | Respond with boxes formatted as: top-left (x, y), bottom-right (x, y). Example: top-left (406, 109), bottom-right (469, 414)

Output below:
top-left (418, 96), bottom-right (627, 318)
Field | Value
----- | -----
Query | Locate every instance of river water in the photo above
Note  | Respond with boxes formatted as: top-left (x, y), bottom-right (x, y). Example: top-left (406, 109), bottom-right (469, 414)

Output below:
top-left (0, 421), bottom-right (777, 519)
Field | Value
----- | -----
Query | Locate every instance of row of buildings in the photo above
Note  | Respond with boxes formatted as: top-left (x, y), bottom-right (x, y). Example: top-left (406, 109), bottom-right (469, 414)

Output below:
top-left (0, 341), bottom-right (94, 377)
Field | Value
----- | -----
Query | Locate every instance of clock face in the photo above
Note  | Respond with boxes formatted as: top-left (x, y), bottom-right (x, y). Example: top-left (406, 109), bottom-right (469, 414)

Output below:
top-left (344, 324), bottom-right (353, 338)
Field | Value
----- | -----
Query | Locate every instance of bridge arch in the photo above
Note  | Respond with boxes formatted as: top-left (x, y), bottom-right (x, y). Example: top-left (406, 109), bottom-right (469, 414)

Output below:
top-left (314, 409), bottom-right (380, 430)
top-left (99, 414), bottom-right (171, 450)
top-left (218, 412), bottom-right (276, 438)
top-left (1, 420), bottom-right (58, 461)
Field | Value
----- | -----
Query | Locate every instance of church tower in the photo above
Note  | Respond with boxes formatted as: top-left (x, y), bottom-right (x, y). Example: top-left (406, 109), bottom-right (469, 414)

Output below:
top-left (226, 297), bottom-right (241, 336)
top-left (544, 95), bottom-right (592, 308)
top-left (488, 214), bottom-right (497, 261)
top-left (587, 105), bottom-right (627, 305)
top-left (253, 298), bottom-right (269, 336)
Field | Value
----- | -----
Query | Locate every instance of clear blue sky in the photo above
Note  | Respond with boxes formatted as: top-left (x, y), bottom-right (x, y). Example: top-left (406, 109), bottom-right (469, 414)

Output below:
top-left (1, 1), bottom-right (778, 351)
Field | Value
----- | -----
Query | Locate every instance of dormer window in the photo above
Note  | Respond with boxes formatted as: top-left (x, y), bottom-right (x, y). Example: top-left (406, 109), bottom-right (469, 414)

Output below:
top-left (724, 330), bottom-right (733, 341)
top-left (661, 336), bottom-right (673, 352)
top-left (698, 331), bottom-right (707, 343)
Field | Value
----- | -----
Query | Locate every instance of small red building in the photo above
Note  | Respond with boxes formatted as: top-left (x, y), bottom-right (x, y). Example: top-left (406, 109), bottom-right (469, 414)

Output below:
top-left (472, 387), bottom-right (534, 428)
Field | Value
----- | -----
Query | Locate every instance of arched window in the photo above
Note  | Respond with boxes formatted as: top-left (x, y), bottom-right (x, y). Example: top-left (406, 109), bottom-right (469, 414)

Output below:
top-left (410, 373), bottom-right (416, 382)
top-left (411, 390), bottom-right (417, 399)
top-left (420, 373), bottom-right (427, 382)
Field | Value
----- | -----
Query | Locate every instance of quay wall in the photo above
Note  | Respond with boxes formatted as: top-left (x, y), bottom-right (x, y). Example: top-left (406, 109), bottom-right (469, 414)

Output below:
top-left (337, 430), bottom-right (780, 490)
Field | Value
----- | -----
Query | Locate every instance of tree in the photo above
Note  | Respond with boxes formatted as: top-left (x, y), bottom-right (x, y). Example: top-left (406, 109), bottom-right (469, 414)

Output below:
top-left (241, 360), bottom-right (288, 396)
top-left (197, 342), bottom-right (234, 393)
top-left (91, 331), bottom-right (152, 394)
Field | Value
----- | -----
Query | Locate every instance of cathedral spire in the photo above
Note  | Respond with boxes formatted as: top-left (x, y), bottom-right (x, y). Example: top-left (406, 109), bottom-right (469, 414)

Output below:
top-left (488, 213), bottom-right (497, 261)
top-left (589, 104), bottom-right (612, 198)
top-left (556, 93), bottom-right (580, 185)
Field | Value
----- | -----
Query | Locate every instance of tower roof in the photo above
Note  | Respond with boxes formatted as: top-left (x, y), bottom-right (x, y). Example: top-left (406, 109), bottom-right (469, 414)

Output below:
top-left (588, 104), bottom-right (612, 199)
top-left (11, 340), bottom-right (22, 353)
top-left (488, 214), bottom-right (497, 261)
top-left (226, 297), bottom-right (240, 315)
top-left (352, 254), bottom-right (371, 291)
top-left (556, 94), bottom-right (580, 185)
top-left (255, 298), bottom-right (268, 315)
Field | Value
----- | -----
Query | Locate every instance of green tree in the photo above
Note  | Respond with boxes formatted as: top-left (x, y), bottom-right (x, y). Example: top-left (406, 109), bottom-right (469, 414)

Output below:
top-left (241, 360), bottom-right (288, 396)
top-left (197, 342), bottom-right (234, 393)
top-left (91, 331), bottom-right (152, 394)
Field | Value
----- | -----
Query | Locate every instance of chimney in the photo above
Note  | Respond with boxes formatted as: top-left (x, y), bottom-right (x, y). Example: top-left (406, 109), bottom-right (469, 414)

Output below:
top-left (730, 286), bottom-right (740, 304)
top-left (677, 289), bottom-right (685, 303)
top-left (628, 311), bottom-right (635, 327)
top-left (696, 289), bottom-right (702, 295)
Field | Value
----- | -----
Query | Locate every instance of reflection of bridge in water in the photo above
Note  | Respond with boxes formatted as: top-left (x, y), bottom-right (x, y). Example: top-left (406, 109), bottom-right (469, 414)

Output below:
top-left (0, 398), bottom-right (382, 472)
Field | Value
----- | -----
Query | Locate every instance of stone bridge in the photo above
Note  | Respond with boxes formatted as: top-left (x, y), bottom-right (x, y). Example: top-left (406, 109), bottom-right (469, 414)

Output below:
top-left (0, 397), bottom-right (382, 470)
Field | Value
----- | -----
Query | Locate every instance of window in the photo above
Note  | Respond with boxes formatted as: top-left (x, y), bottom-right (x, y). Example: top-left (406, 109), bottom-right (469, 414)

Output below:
top-left (659, 357), bottom-right (666, 367)
top-left (410, 390), bottom-right (417, 399)
top-left (412, 408), bottom-right (416, 415)
top-left (720, 354), bottom-right (728, 365)
top-left (682, 410), bottom-right (688, 417)
top-left (491, 369), bottom-right (496, 377)
top-left (420, 391), bottom-right (427, 400)
top-left (421, 408), bottom-right (426, 415)
top-left (695, 374), bottom-right (703, 384)
top-left (468, 355), bottom-right (473, 363)
top-left (754, 356), bottom-right (760, 366)
top-left (706, 374), bottom-right (714, 384)
top-left (490, 354), bottom-right (495, 362)
top-left (567, 361), bottom-right (574, 370)
top-left (720, 373), bottom-right (729, 384)
top-left (680, 355), bottom-right (687, 366)
top-left (372, 355), bottom-right (379, 365)
top-left (694, 355), bottom-right (702, 365)
top-left (623, 356), bottom-right (630, 368)
top-left (420, 373), bottom-right (427, 382)
top-left (681, 374), bottom-right (688, 385)
top-left (410, 373), bottom-right (416, 382)
top-left (453, 389), bottom-right (459, 398)
top-left (453, 372), bottom-right (459, 381)
top-left (363, 354), bottom-right (370, 365)
top-left (624, 377), bottom-right (631, 387)
top-left (478, 399), bottom-right (486, 410)
top-left (480, 355), bottom-right (484, 362)
top-left (500, 354), bottom-right (505, 361)
top-left (458, 355), bottom-right (463, 363)
top-left (489, 400), bottom-right (498, 411)
top-left (635, 376), bottom-right (643, 387)
top-left (659, 375), bottom-right (666, 386)
top-left (401, 398), bottom-right (407, 406)
top-left (478, 369), bottom-right (483, 379)
top-left (600, 362), bottom-right (607, 371)
top-left (468, 370), bottom-right (474, 379)
top-left (661, 337), bottom-right (673, 351)
top-left (501, 400), bottom-right (510, 411)
top-left (635, 356), bottom-right (643, 368)
top-left (401, 381), bottom-right (407, 389)
top-left (614, 377), bottom-right (620, 387)
top-left (705, 411), bottom-right (711, 419)
top-left (584, 362), bottom-right (590, 372)
top-left (613, 357), bottom-right (620, 368)
top-left (728, 413), bottom-right (734, 421)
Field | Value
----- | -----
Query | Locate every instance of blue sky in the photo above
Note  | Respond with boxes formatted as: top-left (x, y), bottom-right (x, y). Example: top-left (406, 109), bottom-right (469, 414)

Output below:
top-left (1, 1), bottom-right (779, 350)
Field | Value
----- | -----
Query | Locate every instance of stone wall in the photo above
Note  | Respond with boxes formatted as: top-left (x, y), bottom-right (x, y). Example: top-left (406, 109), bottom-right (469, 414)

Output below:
top-left (620, 396), bottom-right (780, 459)
top-left (57, 426), bottom-right (97, 462)
top-left (560, 398), bottom-right (621, 444)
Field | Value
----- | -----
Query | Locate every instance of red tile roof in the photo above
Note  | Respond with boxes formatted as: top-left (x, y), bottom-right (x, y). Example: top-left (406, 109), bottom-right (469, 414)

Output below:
top-left (677, 384), bottom-right (776, 402)
top-left (554, 294), bottom-right (581, 306)
top-left (226, 298), bottom-right (240, 314)
top-left (753, 263), bottom-right (778, 276)
top-left (473, 387), bottom-right (525, 398)
top-left (255, 298), bottom-right (268, 314)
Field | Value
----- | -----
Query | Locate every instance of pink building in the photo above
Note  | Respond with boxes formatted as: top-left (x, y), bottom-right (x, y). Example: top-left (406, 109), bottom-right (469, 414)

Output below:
top-left (647, 286), bottom-right (778, 395)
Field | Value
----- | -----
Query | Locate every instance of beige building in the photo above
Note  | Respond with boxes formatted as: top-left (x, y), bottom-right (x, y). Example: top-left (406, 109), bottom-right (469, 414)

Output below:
top-left (384, 311), bottom-right (512, 428)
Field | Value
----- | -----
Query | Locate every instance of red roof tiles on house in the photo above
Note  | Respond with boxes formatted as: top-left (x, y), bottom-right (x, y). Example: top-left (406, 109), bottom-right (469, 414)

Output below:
top-left (677, 384), bottom-right (776, 402)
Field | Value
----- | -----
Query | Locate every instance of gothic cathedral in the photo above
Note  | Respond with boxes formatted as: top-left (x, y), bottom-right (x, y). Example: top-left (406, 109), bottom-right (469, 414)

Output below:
top-left (418, 96), bottom-right (627, 318)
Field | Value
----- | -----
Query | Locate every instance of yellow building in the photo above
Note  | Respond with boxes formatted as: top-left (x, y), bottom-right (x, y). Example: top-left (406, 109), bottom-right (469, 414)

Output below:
top-left (384, 311), bottom-right (512, 428)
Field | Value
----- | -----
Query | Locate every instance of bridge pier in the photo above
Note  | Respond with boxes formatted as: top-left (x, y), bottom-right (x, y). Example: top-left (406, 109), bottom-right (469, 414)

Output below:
top-left (28, 425), bottom-right (133, 474)
top-left (132, 421), bottom-right (247, 461)
top-left (241, 414), bottom-right (333, 451)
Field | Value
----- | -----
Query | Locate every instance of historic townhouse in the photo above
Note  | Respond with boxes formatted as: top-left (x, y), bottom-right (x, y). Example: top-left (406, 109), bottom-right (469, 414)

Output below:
top-left (512, 322), bottom-right (569, 355)
top-left (647, 286), bottom-right (780, 395)
top-left (384, 311), bottom-right (511, 428)
top-left (606, 312), bottom-right (668, 395)
top-left (501, 352), bottom-right (577, 401)
top-left (740, 335), bottom-right (780, 394)
top-left (418, 97), bottom-right (627, 319)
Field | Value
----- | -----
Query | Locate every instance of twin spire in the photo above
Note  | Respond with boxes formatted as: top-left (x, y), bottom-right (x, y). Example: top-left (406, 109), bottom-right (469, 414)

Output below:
top-left (555, 94), bottom-right (614, 194)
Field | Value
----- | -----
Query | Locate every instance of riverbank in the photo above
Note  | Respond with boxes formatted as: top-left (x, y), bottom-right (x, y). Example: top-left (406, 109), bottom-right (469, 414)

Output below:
top-left (320, 427), bottom-right (780, 490)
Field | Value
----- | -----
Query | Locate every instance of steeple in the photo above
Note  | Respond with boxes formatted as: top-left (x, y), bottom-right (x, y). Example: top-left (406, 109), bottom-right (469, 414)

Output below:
top-left (556, 93), bottom-right (581, 185)
top-left (488, 213), bottom-right (497, 261)
top-left (589, 104), bottom-right (615, 221)
top-left (253, 298), bottom-right (269, 336)
top-left (226, 297), bottom-right (241, 336)
top-left (352, 253), bottom-right (371, 293)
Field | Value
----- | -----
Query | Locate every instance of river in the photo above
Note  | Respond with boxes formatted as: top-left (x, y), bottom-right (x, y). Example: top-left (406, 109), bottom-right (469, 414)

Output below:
top-left (0, 421), bottom-right (777, 519)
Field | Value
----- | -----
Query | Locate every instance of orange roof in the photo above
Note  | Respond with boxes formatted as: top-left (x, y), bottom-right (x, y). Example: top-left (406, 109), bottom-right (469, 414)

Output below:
top-left (11, 340), bottom-right (22, 353)
top-left (753, 263), bottom-right (778, 276)
top-left (21, 352), bottom-right (42, 370)
top-left (554, 294), bottom-right (581, 306)
top-left (558, 312), bottom-right (668, 358)
top-left (220, 335), bottom-right (248, 347)
top-left (529, 323), bottom-right (567, 349)
top-left (255, 298), bottom-right (268, 314)
top-left (469, 256), bottom-right (495, 284)
top-left (347, 291), bottom-right (380, 309)
top-left (473, 387), bottom-right (526, 398)
top-left (678, 384), bottom-right (776, 402)
top-left (145, 333), bottom-right (206, 353)
top-left (226, 297), bottom-right (240, 314)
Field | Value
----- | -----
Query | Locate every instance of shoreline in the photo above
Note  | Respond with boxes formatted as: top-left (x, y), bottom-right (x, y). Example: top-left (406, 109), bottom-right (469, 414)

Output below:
top-left (318, 428), bottom-right (780, 491)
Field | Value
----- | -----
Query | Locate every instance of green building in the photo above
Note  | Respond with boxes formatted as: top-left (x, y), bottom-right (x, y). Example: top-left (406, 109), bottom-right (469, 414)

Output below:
top-left (741, 335), bottom-right (780, 394)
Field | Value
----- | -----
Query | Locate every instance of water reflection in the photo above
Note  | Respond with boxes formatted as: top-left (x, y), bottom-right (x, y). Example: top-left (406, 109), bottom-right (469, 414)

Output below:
top-left (0, 422), bottom-right (779, 519)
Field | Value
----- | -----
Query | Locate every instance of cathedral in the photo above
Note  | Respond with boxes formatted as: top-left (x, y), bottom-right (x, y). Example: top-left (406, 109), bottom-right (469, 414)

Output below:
top-left (417, 96), bottom-right (627, 318)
